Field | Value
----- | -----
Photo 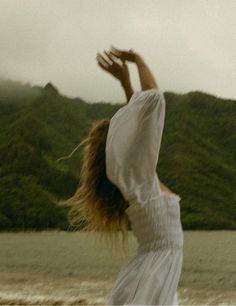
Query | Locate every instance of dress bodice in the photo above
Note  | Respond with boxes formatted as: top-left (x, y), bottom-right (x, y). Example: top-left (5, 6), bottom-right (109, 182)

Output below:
top-left (125, 192), bottom-right (184, 254)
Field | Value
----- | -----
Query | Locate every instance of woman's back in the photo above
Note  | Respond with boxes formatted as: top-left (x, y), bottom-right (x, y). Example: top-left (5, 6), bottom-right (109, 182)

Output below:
top-left (105, 89), bottom-right (184, 305)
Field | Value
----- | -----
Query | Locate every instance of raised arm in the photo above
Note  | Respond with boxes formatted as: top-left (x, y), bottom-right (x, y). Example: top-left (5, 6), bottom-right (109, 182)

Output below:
top-left (96, 46), bottom-right (159, 103)
top-left (135, 54), bottom-right (159, 90)
top-left (110, 46), bottom-right (159, 90)
top-left (121, 74), bottom-right (134, 102)
top-left (96, 50), bottom-right (134, 103)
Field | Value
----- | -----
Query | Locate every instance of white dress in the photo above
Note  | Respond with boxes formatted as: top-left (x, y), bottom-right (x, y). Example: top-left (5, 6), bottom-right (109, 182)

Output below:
top-left (105, 89), bottom-right (184, 306)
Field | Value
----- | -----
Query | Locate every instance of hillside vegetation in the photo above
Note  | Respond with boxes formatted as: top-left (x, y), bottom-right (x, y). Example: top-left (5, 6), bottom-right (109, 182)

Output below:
top-left (0, 79), bottom-right (235, 230)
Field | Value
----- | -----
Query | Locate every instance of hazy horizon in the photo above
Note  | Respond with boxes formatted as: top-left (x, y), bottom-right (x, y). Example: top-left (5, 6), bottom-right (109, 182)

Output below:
top-left (0, 0), bottom-right (235, 103)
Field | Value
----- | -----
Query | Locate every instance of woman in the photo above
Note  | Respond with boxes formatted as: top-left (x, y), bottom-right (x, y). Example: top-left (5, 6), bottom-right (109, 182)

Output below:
top-left (57, 46), bottom-right (184, 305)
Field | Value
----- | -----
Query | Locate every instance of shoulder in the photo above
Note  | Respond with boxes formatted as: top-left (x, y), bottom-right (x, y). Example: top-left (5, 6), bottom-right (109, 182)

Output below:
top-left (129, 88), bottom-right (165, 106)
top-left (110, 89), bottom-right (165, 123)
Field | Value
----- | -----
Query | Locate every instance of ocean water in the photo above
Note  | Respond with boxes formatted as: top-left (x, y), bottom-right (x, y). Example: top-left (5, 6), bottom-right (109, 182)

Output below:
top-left (0, 231), bottom-right (235, 305)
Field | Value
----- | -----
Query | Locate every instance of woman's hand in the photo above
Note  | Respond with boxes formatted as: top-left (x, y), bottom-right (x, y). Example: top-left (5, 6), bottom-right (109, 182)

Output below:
top-left (109, 45), bottom-right (139, 63)
top-left (110, 45), bottom-right (158, 90)
top-left (96, 48), bottom-right (134, 102)
top-left (96, 50), bottom-right (130, 85)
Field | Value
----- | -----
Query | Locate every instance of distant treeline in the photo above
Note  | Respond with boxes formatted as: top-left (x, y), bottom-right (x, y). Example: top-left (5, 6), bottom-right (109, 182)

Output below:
top-left (0, 79), bottom-right (235, 230)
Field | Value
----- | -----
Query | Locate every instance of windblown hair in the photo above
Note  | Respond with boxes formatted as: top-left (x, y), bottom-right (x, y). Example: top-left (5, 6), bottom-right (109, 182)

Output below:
top-left (58, 119), bottom-right (131, 258)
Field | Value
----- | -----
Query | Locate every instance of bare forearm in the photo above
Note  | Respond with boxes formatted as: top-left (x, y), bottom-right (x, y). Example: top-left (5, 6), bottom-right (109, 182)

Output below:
top-left (121, 79), bottom-right (134, 103)
top-left (135, 54), bottom-right (159, 90)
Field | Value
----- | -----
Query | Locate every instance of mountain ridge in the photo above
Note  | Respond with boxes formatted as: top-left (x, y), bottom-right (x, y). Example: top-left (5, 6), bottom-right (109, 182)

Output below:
top-left (0, 79), bottom-right (235, 230)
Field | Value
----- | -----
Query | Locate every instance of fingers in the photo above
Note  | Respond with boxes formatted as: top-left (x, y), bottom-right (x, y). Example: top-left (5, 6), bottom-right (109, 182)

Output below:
top-left (110, 46), bottom-right (134, 56)
top-left (96, 52), bottom-right (110, 68)
top-left (97, 60), bottom-right (108, 71)
top-left (109, 46), bottom-right (136, 62)
top-left (110, 45), bottom-right (124, 55)
top-left (96, 50), bottom-right (123, 71)
top-left (104, 50), bottom-right (118, 65)
top-left (109, 50), bottom-right (120, 59)
top-left (96, 48), bottom-right (129, 74)
top-left (110, 45), bottom-right (122, 58)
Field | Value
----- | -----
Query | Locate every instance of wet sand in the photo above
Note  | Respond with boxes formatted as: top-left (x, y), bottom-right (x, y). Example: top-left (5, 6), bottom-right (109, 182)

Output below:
top-left (0, 231), bottom-right (235, 305)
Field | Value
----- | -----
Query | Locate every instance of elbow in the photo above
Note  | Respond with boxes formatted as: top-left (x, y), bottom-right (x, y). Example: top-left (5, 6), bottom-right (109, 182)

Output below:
top-left (142, 82), bottom-right (159, 90)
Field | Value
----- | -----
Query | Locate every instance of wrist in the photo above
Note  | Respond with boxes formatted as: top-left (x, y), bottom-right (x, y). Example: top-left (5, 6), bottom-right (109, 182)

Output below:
top-left (135, 54), bottom-right (145, 66)
top-left (134, 52), bottom-right (143, 62)
top-left (120, 79), bottom-right (134, 101)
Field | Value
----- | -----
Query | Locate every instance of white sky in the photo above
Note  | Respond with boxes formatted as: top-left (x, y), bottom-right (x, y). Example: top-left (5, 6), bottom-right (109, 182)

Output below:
top-left (0, 0), bottom-right (235, 103)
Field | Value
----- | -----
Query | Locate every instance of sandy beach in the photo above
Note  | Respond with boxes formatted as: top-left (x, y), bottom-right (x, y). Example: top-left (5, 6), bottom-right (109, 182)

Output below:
top-left (0, 231), bottom-right (235, 305)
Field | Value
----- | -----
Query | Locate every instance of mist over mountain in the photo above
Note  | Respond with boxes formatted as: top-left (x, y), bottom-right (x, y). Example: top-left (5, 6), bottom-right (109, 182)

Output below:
top-left (0, 79), bottom-right (235, 230)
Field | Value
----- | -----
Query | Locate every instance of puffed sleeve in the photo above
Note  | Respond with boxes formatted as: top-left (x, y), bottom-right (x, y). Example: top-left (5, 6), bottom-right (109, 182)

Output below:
top-left (105, 88), bottom-right (165, 206)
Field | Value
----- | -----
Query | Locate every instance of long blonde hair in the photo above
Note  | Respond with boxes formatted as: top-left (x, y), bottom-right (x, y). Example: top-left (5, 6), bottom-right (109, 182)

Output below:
top-left (56, 118), bottom-right (131, 258)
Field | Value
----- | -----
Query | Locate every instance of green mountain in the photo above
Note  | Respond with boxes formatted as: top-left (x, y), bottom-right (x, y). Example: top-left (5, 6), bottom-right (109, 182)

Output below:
top-left (0, 79), bottom-right (235, 230)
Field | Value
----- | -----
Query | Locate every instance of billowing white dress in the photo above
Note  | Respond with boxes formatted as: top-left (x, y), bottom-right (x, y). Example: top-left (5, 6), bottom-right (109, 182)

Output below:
top-left (105, 89), bottom-right (184, 306)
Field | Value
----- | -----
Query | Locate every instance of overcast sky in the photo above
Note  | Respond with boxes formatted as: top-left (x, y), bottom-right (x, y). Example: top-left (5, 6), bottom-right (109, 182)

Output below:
top-left (0, 0), bottom-right (235, 103)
